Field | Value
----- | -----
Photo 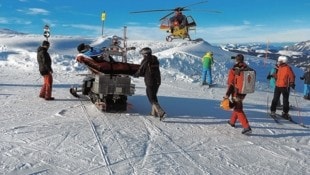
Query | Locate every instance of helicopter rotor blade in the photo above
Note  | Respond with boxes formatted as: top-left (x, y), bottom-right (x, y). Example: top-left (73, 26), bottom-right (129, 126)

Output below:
top-left (159, 12), bottom-right (175, 21)
top-left (182, 1), bottom-right (208, 10)
top-left (130, 9), bottom-right (175, 14)
top-left (192, 10), bottom-right (222, 13)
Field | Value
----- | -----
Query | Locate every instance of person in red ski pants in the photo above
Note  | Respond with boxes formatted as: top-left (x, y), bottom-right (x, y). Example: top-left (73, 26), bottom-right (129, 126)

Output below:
top-left (37, 40), bottom-right (54, 100)
top-left (224, 54), bottom-right (251, 134)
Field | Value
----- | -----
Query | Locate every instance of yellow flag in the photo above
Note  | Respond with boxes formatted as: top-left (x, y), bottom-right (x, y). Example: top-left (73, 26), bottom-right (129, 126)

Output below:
top-left (101, 12), bottom-right (106, 21)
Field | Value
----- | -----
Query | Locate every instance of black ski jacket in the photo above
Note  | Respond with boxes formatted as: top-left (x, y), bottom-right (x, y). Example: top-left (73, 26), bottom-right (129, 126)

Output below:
top-left (37, 46), bottom-right (53, 76)
top-left (300, 71), bottom-right (310, 84)
top-left (135, 55), bottom-right (161, 87)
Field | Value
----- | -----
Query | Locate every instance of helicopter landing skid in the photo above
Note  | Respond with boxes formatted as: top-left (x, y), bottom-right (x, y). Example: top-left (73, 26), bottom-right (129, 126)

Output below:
top-left (166, 35), bottom-right (191, 42)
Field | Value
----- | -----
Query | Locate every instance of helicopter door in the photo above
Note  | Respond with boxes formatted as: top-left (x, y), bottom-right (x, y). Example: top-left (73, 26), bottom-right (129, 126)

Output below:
top-left (160, 18), bottom-right (170, 30)
top-left (186, 16), bottom-right (196, 29)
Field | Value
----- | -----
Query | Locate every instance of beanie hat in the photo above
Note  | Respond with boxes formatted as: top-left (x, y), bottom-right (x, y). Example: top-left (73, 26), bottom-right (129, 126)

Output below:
top-left (77, 43), bottom-right (89, 53)
top-left (42, 40), bottom-right (50, 47)
top-left (205, 51), bottom-right (213, 57)
top-left (235, 54), bottom-right (244, 63)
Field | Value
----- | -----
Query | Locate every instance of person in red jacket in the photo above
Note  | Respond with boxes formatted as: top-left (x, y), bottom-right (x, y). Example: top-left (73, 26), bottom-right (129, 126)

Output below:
top-left (270, 56), bottom-right (295, 119)
top-left (37, 40), bottom-right (54, 100)
top-left (224, 54), bottom-right (251, 135)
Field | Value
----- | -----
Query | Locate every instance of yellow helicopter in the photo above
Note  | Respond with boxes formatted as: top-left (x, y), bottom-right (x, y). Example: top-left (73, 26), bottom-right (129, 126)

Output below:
top-left (131, 1), bottom-right (220, 42)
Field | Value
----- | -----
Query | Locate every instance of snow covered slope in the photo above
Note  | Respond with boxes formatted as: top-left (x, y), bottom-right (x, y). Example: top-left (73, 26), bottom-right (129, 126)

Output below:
top-left (0, 34), bottom-right (309, 175)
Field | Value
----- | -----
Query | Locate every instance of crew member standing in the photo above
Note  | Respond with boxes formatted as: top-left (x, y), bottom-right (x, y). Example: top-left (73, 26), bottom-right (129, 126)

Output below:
top-left (37, 40), bottom-right (54, 100)
top-left (201, 51), bottom-right (214, 85)
top-left (134, 47), bottom-right (166, 120)
top-left (270, 56), bottom-right (295, 119)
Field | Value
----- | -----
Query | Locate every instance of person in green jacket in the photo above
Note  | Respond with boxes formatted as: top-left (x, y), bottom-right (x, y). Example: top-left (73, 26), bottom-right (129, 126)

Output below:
top-left (201, 51), bottom-right (214, 85)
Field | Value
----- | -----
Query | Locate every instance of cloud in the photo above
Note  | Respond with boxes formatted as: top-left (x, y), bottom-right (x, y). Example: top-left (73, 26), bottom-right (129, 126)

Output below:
top-left (0, 17), bottom-right (9, 24)
top-left (25, 8), bottom-right (49, 15)
top-left (243, 20), bottom-right (251, 25)
top-left (196, 24), bottom-right (310, 43)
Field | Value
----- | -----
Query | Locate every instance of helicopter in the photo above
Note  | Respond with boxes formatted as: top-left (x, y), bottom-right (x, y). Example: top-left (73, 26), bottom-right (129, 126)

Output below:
top-left (130, 1), bottom-right (220, 42)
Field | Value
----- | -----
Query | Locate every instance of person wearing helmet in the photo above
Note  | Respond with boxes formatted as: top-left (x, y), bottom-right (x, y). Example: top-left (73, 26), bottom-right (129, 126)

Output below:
top-left (134, 47), bottom-right (166, 120)
top-left (169, 9), bottom-right (187, 34)
top-left (77, 43), bottom-right (115, 62)
top-left (170, 9), bottom-right (187, 29)
top-left (270, 56), bottom-right (295, 119)
top-left (201, 51), bottom-right (214, 85)
top-left (224, 54), bottom-right (252, 134)
top-left (300, 66), bottom-right (310, 100)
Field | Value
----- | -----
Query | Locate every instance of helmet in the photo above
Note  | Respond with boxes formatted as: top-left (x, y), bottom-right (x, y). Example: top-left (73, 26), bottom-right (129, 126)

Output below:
top-left (77, 43), bottom-right (90, 53)
top-left (235, 54), bottom-right (244, 63)
top-left (220, 98), bottom-right (232, 110)
top-left (139, 47), bottom-right (152, 56)
top-left (278, 56), bottom-right (288, 63)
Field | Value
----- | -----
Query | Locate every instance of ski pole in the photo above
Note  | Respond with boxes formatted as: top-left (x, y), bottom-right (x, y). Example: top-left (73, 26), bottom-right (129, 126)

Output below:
top-left (291, 88), bottom-right (304, 125)
top-left (267, 88), bottom-right (269, 115)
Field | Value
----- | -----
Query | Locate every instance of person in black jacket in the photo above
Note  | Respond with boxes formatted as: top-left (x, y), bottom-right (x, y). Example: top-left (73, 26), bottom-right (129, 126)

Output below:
top-left (37, 40), bottom-right (54, 100)
top-left (300, 66), bottom-right (310, 99)
top-left (134, 47), bottom-right (166, 120)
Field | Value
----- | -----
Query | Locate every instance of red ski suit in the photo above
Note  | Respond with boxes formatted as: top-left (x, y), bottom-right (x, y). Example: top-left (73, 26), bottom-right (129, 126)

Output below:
top-left (226, 62), bottom-right (250, 129)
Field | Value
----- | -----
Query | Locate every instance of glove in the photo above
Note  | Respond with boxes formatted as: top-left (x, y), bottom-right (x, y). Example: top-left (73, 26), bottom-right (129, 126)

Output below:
top-left (290, 83), bottom-right (295, 90)
top-left (267, 75), bottom-right (271, 80)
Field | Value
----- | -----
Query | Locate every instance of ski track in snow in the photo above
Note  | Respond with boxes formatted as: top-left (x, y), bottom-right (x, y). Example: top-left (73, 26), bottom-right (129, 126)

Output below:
top-left (79, 100), bottom-right (113, 175)
top-left (142, 116), bottom-right (209, 174)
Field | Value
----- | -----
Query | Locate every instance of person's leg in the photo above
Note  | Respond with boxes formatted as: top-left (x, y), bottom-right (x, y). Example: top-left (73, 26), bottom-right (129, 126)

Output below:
top-left (282, 87), bottom-right (290, 114)
top-left (45, 73), bottom-right (53, 99)
top-left (39, 77), bottom-right (46, 98)
top-left (207, 68), bottom-right (212, 84)
top-left (307, 84), bottom-right (310, 98)
top-left (202, 69), bottom-right (207, 84)
top-left (303, 84), bottom-right (307, 96)
top-left (270, 87), bottom-right (281, 112)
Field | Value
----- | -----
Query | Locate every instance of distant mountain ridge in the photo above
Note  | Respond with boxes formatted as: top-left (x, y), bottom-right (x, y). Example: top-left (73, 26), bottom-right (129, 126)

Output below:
top-left (285, 40), bottom-right (310, 55)
top-left (220, 40), bottom-right (310, 69)
top-left (0, 28), bottom-right (26, 35)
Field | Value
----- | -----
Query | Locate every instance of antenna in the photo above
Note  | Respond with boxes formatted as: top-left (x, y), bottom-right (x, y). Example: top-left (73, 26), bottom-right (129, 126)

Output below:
top-left (123, 26), bottom-right (127, 63)
top-left (43, 24), bottom-right (50, 41)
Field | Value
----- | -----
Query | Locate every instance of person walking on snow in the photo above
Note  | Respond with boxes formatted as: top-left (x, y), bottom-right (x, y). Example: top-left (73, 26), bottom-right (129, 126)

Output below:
top-left (267, 64), bottom-right (281, 107)
top-left (300, 66), bottom-right (310, 99)
top-left (134, 47), bottom-right (166, 120)
top-left (37, 40), bottom-right (54, 100)
top-left (201, 51), bottom-right (214, 85)
top-left (225, 54), bottom-right (251, 134)
top-left (270, 56), bottom-right (295, 119)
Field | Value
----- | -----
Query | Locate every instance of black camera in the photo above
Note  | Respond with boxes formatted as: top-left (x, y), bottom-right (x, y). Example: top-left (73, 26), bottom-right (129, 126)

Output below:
top-left (231, 56), bottom-right (236, 59)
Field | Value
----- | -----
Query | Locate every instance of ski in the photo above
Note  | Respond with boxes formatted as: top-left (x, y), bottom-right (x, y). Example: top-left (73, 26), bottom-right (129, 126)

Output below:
top-left (267, 113), bottom-right (309, 128)
top-left (160, 113), bottom-right (167, 121)
top-left (268, 113), bottom-right (280, 124)
top-left (279, 115), bottom-right (309, 129)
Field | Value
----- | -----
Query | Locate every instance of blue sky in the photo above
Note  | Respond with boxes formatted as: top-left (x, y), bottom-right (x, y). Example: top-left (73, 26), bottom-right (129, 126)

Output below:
top-left (1, 0), bottom-right (309, 44)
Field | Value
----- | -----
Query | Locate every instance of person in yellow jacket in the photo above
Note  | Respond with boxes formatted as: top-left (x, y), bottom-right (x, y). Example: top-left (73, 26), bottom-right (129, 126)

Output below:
top-left (201, 51), bottom-right (214, 85)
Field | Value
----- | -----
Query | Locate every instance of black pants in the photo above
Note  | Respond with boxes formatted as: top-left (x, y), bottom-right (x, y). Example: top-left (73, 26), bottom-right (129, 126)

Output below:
top-left (146, 84), bottom-right (159, 104)
top-left (271, 87), bottom-right (290, 113)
